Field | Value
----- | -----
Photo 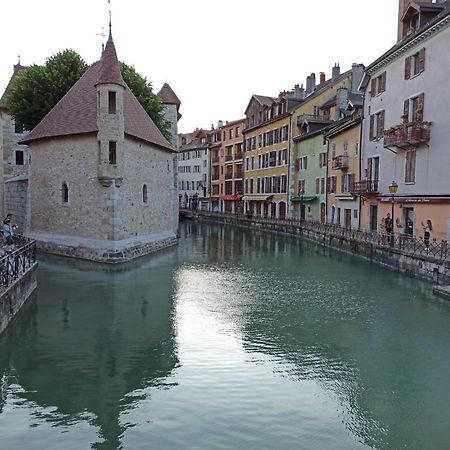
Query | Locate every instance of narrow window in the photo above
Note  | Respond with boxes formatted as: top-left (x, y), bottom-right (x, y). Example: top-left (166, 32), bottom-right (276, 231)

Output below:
top-left (143, 184), bottom-right (148, 203)
top-left (109, 141), bottom-right (117, 164)
top-left (108, 91), bottom-right (116, 114)
top-left (15, 150), bottom-right (24, 165)
top-left (62, 183), bottom-right (69, 203)
top-left (14, 121), bottom-right (24, 134)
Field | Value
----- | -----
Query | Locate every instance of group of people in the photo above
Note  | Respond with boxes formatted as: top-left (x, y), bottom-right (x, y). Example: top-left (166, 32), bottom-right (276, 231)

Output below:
top-left (380, 213), bottom-right (432, 250)
top-left (2, 213), bottom-right (17, 246)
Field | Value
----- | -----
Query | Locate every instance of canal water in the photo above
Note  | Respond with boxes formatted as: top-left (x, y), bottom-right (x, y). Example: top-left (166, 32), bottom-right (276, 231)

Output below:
top-left (1, 221), bottom-right (450, 450)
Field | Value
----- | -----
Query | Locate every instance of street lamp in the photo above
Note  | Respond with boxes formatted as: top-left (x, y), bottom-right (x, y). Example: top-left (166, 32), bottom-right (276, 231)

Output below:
top-left (389, 181), bottom-right (398, 245)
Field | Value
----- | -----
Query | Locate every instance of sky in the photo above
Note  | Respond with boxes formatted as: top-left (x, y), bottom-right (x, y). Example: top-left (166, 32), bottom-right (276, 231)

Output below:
top-left (1, 0), bottom-right (399, 134)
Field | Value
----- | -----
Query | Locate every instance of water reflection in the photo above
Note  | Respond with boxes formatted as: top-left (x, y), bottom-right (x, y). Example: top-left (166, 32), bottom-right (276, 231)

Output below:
top-left (1, 222), bottom-right (450, 449)
top-left (0, 252), bottom-right (179, 449)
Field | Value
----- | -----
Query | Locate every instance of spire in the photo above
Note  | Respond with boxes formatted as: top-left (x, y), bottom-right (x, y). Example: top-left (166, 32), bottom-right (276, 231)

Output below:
top-left (108, 0), bottom-right (112, 41)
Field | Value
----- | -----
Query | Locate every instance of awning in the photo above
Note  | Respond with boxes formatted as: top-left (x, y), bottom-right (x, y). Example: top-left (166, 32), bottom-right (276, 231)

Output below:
top-left (242, 195), bottom-right (273, 202)
top-left (220, 195), bottom-right (242, 201)
top-left (291, 195), bottom-right (317, 202)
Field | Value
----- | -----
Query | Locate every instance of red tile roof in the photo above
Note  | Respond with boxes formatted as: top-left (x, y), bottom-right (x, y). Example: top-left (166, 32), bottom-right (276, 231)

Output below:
top-left (21, 39), bottom-right (173, 152)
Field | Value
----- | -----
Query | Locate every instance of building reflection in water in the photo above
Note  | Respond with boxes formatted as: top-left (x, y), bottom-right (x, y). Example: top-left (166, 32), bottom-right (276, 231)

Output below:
top-left (0, 251), bottom-right (179, 449)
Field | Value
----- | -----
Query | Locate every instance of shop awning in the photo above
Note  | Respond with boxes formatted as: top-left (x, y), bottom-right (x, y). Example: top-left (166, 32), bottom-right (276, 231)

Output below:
top-left (242, 195), bottom-right (273, 202)
top-left (291, 195), bottom-right (317, 202)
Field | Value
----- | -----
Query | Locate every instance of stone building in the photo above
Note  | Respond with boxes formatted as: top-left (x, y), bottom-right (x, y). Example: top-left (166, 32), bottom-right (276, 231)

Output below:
top-left (0, 61), bottom-right (29, 229)
top-left (20, 33), bottom-right (179, 262)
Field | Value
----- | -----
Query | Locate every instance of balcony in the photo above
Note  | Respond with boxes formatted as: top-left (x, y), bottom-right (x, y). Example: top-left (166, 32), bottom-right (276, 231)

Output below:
top-left (225, 172), bottom-right (233, 180)
top-left (235, 171), bottom-right (243, 179)
top-left (332, 155), bottom-right (348, 170)
top-left (212, 156), bottom-right (220, 165)
top-left (351, 179), bottom-right (379, 196)
top-left (383, 123), bottom-right (431, 149)
top-left (212, 173), bottom-right (220, 181)
top-left (225, 155), bottom-right (233, 162)
top-left (234, 152), bottom-right (243, 161)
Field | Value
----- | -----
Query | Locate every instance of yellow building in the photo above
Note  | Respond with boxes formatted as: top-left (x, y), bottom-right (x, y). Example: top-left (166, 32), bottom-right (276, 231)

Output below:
top-left (325, 103), bottom-right (362, 228)
top-left (242, 90), bottom-right (303, 218)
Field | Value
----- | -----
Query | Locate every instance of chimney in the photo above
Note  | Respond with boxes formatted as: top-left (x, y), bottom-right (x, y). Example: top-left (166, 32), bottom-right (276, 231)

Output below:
top-left (336, 87), bottom-right (349, 119)
top-left (320, 72), bottom-right (326, 85)
top-left (293, 84), bottom-right (305, 100)
top-left (332, 63), bottom-right (340, 80)
top-left (351, 63), bottom-right (365, 92)
top-left (218, 120), bottom-right (223, 128)
top-left (306, 73), bottom-right (316, 96)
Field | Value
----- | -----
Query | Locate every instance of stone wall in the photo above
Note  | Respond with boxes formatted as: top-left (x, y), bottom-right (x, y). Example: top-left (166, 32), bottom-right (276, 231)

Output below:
top-left (4, 176), bottom-right (28, 232)
top-left (0, 262), bottom-right (37, 334)
top-left (28, 133), bottom-right (178, 262)
top-left (194, 213), bottom-right (450, 286)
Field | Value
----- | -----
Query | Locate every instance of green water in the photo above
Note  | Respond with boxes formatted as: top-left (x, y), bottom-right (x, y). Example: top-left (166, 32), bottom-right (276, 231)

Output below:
top-left (1, 221), bottom-right (450, 450)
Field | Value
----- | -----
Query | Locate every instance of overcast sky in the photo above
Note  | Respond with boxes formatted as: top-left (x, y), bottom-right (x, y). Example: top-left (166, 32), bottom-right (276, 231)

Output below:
top-left (1, 0), bottom-right (398, 134)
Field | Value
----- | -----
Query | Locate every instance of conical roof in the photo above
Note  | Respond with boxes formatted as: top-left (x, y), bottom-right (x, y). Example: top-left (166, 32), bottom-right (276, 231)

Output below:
top-left (95, 37), bottom-right (126, 88)
top-left (158, 83), bottom-right (181, 107)
top-left (20, 42), bottom-right (173, 151)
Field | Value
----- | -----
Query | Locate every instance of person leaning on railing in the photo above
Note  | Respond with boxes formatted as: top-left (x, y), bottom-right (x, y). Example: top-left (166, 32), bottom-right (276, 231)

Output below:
top-left (2, 213), bottom-right (17, 246)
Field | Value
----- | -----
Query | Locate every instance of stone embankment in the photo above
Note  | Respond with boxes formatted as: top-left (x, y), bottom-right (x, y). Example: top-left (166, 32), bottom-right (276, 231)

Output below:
top-left (0, 237), bottom-right (37, 334)
top-left (182, 210), bottom-right (450, 293)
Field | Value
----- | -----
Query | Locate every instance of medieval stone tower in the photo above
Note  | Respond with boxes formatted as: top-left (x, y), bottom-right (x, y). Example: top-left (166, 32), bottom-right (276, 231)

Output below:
top-left (20, 32), bottom-right (179, 263)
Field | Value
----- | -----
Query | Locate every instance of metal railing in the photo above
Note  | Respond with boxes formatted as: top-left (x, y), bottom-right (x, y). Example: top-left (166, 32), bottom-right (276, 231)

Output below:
top-left (0, 236), bottom-right (37, 288)
top-left (332, 155), bottom-right (349, 170)
top-left (180, 210), bottom-right (449, 260)
top-left (351, 179), bottom-right (378, 195)
top-left (384, 123), bottom-right (431, 148)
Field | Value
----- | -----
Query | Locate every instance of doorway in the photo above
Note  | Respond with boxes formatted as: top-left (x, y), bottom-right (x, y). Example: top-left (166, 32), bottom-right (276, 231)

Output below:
top-left (344, 209), bottom-right (352, 228)
top-left (320, 203), bottom-right (326, 224)
top-left (300, 204), bottom-right (306, 221)
top-left (404, 207), bottom-right (415, 237)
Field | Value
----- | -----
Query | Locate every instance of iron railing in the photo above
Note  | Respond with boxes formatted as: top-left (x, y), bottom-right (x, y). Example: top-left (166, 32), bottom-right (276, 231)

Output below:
top-left (384, 123), bottom-right (431, 149)
top-left (0, 236), bottom-right (37, 288)
top-left (180, 210), bottom-right (449, 260)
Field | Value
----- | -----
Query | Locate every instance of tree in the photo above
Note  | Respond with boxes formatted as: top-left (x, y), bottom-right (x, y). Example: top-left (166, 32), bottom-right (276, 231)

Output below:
top-left (120, 63), bottom-right (171, 140)
top-left (7, 50), bottom-right (88, 131)
top-left (7, 50), bottom-right (171, 141)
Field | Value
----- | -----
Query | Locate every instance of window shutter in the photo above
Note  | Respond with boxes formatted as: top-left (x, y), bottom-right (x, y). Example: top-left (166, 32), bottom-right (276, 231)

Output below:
top-left (367, 158), bottom-right (372, 180)
top-left (295, 158), bottom-right (300, 171)
top-left (326, 177), bottom-right (330, 193)
top-left (403, 100), bottom-right (409, 123)
top-left (419, 48), bottom-right (426, 73)
top-left (370, 79), bottom-right (376, 97)
top-left (379, 110), bottom-right (385, 137)
top-left (405, 56), bottom-right (411, 80)
top-left (418, 93), bottom-right (424, 120)
top-left (304, 156), bottom-right (308, 170)
top-left (316, 178), bottom-right (320, 194)
top-left (381, 72), bottom-right (386, 92)
top-left (369, 114), bottom-right (374, 140)
top-left (341, 175), bottom-right (345, 194)
top-left (411, 150), bottom-right (416, 183)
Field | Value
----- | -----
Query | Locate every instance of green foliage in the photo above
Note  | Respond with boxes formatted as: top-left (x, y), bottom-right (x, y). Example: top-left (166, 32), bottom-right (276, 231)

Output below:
top-left (120, 62), bottom-right (171, 141)
top-left (7, 50), bottom-right (88, 131)
top-left (7, 48), bottom-right (171, 142)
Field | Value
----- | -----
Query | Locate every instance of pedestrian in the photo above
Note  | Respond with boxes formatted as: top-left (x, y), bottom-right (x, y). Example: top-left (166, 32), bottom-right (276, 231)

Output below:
top-left (379, 216), bottom-right (386, 244)
top-left (3, 214), bottom-right (16, 246)
top-left (384, 213), bottom-right (394, 246)
top-left (422, 219), bottom-right (432, 250)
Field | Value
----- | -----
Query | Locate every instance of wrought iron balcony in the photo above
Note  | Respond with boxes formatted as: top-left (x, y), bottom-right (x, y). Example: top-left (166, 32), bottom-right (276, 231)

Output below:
top-left (225, 172), bottom-right (233, 180)
top-left (384, 123), bottom-right (431, 149)
top-left (332, 155), bottom-right (349, 170)
top-left (212, 157), bottom-right (220, 164)
top-left (351, 179), bottom-right (378, 196)
top-left (225, 155), bottom-right (233, 162)
top-left (211, 173), bottom-right (220, 181)
top-left (234, 152), bottom-right (243, 160)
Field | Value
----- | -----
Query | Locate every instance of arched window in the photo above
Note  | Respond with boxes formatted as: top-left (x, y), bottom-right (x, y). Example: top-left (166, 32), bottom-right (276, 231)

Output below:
top-left (143, 184), bottom-right (148, 203)
top-left (62, 183), bottom-right (69, 203)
